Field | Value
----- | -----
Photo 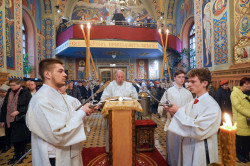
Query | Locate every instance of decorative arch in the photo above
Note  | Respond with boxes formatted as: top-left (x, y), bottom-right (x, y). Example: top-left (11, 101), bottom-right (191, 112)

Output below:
top-left (180, 15), bottom-right (194, 49)
top-left (22, 7), bottom-right (37, 78)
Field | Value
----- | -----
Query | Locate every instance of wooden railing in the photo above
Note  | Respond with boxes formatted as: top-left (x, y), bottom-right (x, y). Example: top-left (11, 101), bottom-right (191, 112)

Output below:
top-left (211, 63), bottom-right (250, 90)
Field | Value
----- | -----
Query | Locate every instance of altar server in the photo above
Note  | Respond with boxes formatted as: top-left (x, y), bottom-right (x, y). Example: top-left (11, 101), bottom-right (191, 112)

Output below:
top-left (163, 68), bottom-right (221, 166)
top-left (158, 70), bottom-right (193, 166)
top-left (26, 58), bottom-right (95, 166)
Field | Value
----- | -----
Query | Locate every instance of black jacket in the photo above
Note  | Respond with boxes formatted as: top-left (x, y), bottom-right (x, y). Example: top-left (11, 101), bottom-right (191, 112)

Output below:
top-left (0, 87), bottom-right (32, 143)
top-left (215, 86), bottom-right (232, 113)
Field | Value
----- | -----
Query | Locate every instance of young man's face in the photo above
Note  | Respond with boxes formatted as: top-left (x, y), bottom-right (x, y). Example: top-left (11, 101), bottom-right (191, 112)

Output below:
top-left (29, 81), bottom-right (36, 91)
top-left (188, 76), bottom-right (208, 95)
top-left (50, 63), bottom-right (67, 88)
top-left (9, 82), bottom-right (21, 91)
top-left (174, 73), bottom-right (185, 86)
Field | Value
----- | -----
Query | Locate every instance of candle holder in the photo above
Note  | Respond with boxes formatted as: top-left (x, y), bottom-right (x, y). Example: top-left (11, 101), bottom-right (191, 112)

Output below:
top-left (80, 23), bottom-right (98, 80)
top-left (219, 113), bottom-right (237, 166)
top-left (158, 28), bottom-right (171, 81)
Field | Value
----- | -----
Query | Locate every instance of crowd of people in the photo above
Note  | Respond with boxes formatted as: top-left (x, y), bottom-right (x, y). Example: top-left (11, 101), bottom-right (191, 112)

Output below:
top-left (0, 58), bottom-right (249, 165)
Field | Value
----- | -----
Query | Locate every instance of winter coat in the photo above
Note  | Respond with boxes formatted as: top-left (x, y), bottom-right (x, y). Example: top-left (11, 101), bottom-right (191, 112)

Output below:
top-left (0, 87), bottom-right (32, 143)
top-left (215, 86), bottom-right (232, 114)
top-left (230, 86), bottom-right (250, 136)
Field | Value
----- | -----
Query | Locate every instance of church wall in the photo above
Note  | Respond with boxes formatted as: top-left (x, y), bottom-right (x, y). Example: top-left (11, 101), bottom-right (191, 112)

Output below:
top-left (0, 0), bottom-right (6, 71)
top-left (234, 0), bottom-right (250, 43)
top-left (60, 57), bottom-right (161, 82)
top-left (176, 0), bottom-right (194, 36)
top-left (194, 0), bottom-right (237, 70)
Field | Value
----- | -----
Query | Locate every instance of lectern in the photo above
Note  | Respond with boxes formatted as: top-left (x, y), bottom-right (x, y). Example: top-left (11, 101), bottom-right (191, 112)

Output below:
top-left (101, 100), bottom-right (143, 166)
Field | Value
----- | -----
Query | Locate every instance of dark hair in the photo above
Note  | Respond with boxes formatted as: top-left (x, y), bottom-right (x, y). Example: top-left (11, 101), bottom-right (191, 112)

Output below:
top-left (9, 78), bottom-right (21, 85)
top-left (240, 77), bottom-right (250, 86)
top-left (174, 70), bottom-right (185, 77)
top-left (39, 58), bottom-right (63, 81)
top-left (187, 68), bottom-right (211, 89)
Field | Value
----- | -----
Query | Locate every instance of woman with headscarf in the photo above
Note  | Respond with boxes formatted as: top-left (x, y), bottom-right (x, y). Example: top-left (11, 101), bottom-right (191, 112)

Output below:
top-left (230, 77), bottom-right (250, 163)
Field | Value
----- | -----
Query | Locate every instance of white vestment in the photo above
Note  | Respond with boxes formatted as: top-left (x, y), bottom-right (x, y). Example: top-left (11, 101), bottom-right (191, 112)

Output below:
top-left (165, 93), bottom-right (221, 166)
top-left (101, 80), bottom-right (138, 100)
top-left (101, 80), bottom-right (138, 152)
top-left (158, 84), bottom-right (193, 166)
top-left (26, 84), bottom-right (86, 166)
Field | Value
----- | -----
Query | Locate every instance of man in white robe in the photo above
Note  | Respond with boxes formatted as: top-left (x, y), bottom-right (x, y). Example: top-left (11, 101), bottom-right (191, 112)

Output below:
top-left (101, 70), bottom-right (138, 152)
top-left (26, 58), bottom-right (95, 166)
top-left (163, 68), bottom-right (221, 166)
top-left (158, 70), bottom-right (193, 166)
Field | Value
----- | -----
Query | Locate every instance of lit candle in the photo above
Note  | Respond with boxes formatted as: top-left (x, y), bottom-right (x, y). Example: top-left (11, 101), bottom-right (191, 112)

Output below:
top-left (219, 113), bottom-right (237, 165)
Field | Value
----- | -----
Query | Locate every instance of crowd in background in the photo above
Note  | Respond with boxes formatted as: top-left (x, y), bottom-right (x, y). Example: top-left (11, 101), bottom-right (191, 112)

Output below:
top-left (0, 75), bottom-right (249, 164)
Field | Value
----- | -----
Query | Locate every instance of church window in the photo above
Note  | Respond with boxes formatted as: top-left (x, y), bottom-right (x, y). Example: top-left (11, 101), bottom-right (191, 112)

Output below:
top-left (189, 24), bottom-right (196, 69)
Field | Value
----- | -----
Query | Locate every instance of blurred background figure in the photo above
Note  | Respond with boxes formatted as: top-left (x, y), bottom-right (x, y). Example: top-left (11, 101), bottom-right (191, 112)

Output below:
top-left (28, 81), bottom-right (37, 96)
top-left (0, 84), bottom-right (10, 153)
top-left (215, 80), bottom-right (232, 117)
top-left (112, 9), bottom-right (125, 25)
top-left (66, 80), bottom-right (82, 102)
top-left (230, 77), bottom-right (250, 163)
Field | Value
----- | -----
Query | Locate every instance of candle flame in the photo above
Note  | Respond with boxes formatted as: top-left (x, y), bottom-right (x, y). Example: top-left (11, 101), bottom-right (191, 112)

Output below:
top-left (221, 113), bottom-right (237, 130)
top-left (87, 23), bottom-right (91, 29)
top-left (166, 29), bottom-right (169, 35)
top-left (81, 24), bottom-right (84, 30)
top-left (158, 29), bottom-right (161, 34)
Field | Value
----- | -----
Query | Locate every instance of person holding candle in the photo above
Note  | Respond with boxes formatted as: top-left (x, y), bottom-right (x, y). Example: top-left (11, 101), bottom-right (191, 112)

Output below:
top-left (158, 70), bottom-right (193, 166)
top-left (230, 77), bottom-right (250, 163)
top-left (163, 68), bottom-right (221, 166)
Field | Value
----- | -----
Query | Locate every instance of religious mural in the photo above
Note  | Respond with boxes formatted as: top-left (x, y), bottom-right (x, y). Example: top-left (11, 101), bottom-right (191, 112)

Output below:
top-left (234, 0), bottom-right (250, 43)
top-left (5, 0), bottom-right (15, 69)
top-left (42, 18), bottom-right (55, 58)
top-left (44, 0), bottom-right (52, 14)
top-left (16, 0), bottom-right (23, 72)
top-left (0, 11), bottom-right (3, 68)
top-left (71, 0), bottom-right (149, 25)
top-left (36, 0), bottom-right (42, 30)
top-left (213, 12), bottom-right (228, 65)
top-left (194, 0), bottom-right (202, 67)
top-left (176, 0), bottom-right (194, 35)
top-left (76, 59), bottom-right (86, 80)
top-left (167, 23), bottom-right (176, 35)
top-left (167, 0), bottom-right (175, 19)
top-left (136, 59), bottom-right (148, 79)
top-left (202, 1), bottom-right (212, 67)
top-left (23, 0), bottom-right (36, 18)
top-left (151, 0), bottom-right (161, 19)
top-left (0, 0), bottom-right (2, 7)
top-left (234, 37), bottom-right (250, 64)
top-left (67, 58), bottom-right (74, 80)
top-left (212, 0), bottom-right (227, 16)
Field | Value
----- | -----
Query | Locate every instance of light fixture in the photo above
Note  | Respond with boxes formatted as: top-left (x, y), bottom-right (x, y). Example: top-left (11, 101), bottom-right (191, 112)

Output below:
top-left (112, 54), bottom-right (116, 59)
top-left (55, 5), bottom-right (61, 13)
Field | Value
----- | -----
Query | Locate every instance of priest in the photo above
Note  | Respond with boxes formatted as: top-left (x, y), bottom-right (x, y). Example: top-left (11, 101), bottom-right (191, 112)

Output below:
top-left (163, 68), bottom-right (221, 166)
top-left (101, 70), bottom-right (138, 152)
top-left (26, 58), bottom-right (95, 166)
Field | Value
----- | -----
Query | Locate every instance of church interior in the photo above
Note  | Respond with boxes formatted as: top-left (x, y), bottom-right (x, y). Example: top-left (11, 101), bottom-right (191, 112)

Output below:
top-left (0, 0), bottom-right (250, 165)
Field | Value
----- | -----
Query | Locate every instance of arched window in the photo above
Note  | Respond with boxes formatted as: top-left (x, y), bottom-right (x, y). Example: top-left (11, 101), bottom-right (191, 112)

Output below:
top-left (22, 24), bottom-right (26, 54)
top-left (189, 24), bottom-right (196, 69)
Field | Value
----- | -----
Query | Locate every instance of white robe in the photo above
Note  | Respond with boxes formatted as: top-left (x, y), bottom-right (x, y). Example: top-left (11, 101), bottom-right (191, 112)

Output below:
top-left (165, 93), bottom-right (221, 166)
top-left (26, 84), bottom-right (86, 166)
top-left (101, 80), bottom-right (138, 152)
top-left (158, 84), bottom-right (193, 166)
top-left (101, 80), bottom-right (138, 100)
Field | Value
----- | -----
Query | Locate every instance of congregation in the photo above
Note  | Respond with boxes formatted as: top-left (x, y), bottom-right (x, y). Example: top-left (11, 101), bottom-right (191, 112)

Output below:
top-left (0, 59), bottom-right (249, 165)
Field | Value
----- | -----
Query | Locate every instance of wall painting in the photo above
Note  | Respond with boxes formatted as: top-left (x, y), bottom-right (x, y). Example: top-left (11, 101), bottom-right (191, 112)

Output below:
top-left (202, 1), bottom-right (212, 67)
top-left (136, 59), bottom-right (148, 80)
top-left (0, 11), bottom-right (3, 68)
top-left (213, 11), bottom-right (228, 65)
